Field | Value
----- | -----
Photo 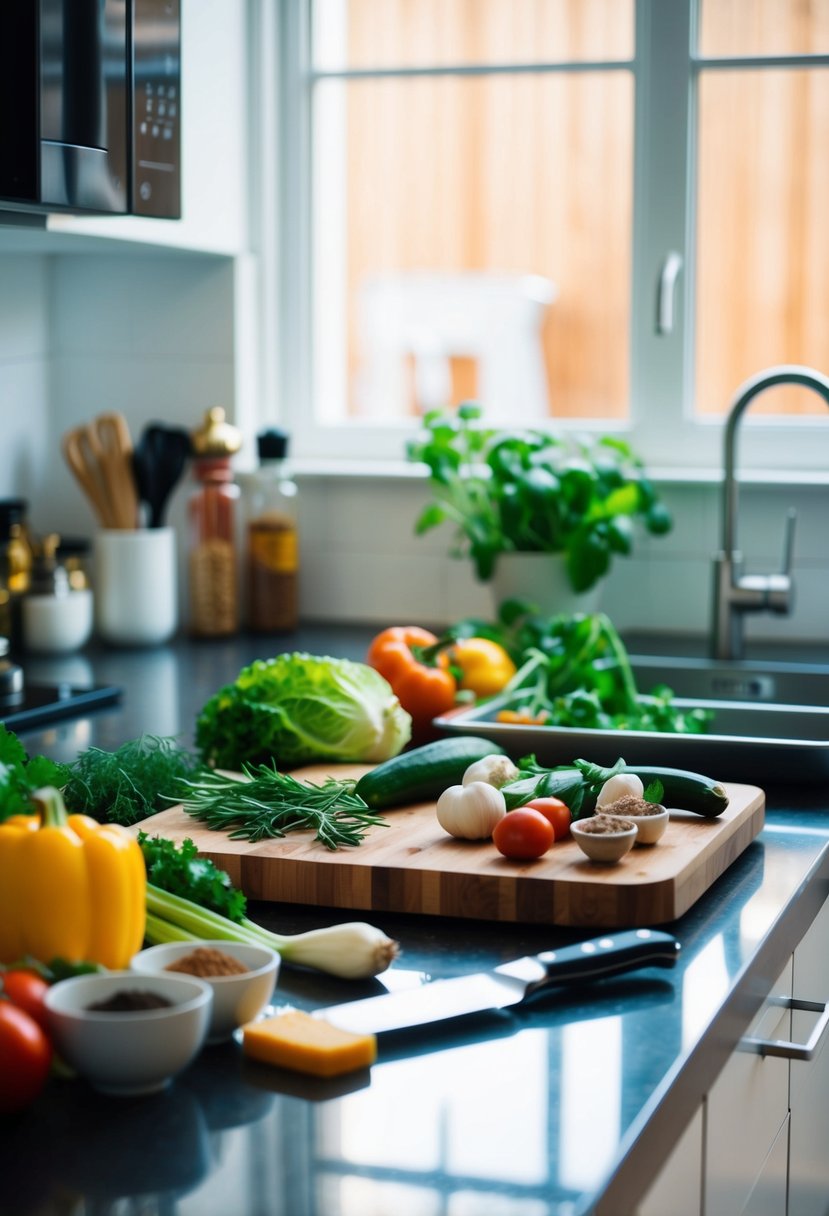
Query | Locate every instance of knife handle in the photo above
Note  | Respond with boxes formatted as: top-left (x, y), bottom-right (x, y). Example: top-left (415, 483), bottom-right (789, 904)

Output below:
top-left (514, 929), bottom-right (680, 1002)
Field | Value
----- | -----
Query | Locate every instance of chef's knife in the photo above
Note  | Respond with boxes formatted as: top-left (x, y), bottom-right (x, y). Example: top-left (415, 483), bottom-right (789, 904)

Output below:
top-left (316, 928), bottom-right (680, 1037)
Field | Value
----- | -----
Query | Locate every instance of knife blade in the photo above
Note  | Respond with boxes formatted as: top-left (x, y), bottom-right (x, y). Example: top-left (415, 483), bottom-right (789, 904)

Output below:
top-left (316, 928), bottom-right (680, 1037)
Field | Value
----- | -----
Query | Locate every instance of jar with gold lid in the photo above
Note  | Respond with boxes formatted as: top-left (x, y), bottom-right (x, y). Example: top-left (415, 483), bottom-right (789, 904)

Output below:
top-left (187, 407), bottom-right (242, 638)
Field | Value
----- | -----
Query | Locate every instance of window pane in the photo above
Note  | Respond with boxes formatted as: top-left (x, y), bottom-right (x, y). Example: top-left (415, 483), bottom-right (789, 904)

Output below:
top-left (695, 69), bottom-right (829, 417)
top-left (312, 74), bottom-right (633, 426)
top-left (312, 0), bottom-right (633, 71)
top-left (699, 0), bottom-right (829, 59)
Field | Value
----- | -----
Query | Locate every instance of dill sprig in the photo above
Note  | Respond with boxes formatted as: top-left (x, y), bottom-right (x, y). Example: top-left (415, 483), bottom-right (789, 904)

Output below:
top-left (63, 734), bottom-right (202, 827)
top-left (177, 761), bottom-right (387, 849)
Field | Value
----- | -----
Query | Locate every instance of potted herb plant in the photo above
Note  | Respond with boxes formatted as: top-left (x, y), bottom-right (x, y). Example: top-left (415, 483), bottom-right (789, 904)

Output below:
top-left (407, 403), bottom-right (672, 612)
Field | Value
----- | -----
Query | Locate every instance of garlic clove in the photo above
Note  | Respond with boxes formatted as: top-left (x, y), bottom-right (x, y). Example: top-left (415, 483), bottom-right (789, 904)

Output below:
top-left (596, 772), bottom-right (645, 809)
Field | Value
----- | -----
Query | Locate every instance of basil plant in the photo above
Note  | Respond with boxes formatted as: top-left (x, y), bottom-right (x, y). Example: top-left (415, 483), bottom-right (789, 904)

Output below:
top-left (407, 403), bottom-right (672, 594)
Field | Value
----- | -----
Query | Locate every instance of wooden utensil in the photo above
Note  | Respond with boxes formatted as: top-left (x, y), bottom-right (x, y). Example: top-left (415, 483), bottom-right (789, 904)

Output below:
top-left (62, 413), bottom-right (139, 529)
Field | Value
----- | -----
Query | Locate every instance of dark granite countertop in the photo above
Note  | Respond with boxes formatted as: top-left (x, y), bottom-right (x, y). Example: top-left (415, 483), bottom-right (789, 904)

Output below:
top-left (5, 626), bottom-right (829, 1216)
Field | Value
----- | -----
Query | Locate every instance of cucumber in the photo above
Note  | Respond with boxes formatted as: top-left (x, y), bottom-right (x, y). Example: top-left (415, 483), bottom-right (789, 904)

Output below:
top-left (621, 765), bottom-right (729, 818)
top-left (355, 736), bottom-right (507, 810)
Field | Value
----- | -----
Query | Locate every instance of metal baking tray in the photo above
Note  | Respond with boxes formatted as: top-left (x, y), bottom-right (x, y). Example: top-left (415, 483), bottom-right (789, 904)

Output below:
top-left (434, 693), bottom-right (829, 784)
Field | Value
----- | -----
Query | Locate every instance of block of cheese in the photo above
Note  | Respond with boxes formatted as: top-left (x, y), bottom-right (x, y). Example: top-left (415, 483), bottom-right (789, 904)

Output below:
top-left (243, 1010), bottom-right (377, 1077)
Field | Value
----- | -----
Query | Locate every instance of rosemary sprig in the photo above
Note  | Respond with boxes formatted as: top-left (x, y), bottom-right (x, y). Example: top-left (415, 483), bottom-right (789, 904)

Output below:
top-left (176, 761), bottom-right (387, 849)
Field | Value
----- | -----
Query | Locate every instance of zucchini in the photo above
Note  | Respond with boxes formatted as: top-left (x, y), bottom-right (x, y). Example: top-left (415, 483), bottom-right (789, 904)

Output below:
top-left (355, 736), bottom-right (506, 810)
top-left (622, 765), bottom-right (729, 818)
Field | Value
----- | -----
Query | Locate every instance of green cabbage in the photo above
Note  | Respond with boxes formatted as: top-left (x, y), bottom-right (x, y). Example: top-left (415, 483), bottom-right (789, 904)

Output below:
top-left (195, 652), bottom-right (412, 770)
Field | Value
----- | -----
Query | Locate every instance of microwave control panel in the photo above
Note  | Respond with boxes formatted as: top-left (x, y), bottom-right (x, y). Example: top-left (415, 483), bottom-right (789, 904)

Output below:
top-left (132, 0), bottom-right (181, 219)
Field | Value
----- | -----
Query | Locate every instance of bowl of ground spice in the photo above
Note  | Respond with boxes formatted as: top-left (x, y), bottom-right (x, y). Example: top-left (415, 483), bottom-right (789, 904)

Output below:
top-left (596, 795), bottom-right (669, 846)
top-left (44, 971), bottom-right (213, 1096)
top-left (570, 814), bottom-right (639, 863)
top-left (131, 941), bottom-right (280, 1043)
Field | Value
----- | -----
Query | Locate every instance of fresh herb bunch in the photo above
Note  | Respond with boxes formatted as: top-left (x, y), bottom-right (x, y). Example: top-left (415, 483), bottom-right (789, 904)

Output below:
top-left (63, 734), bottom-right (202, 827)
top-left (445, 606), bottom-right (713, 736)
top-left (138, 832), bottom-right (247, 922)
top-left (177, 761), bottom-right (387, 849)
top-left (407, 402), bottom-right (672, 591)
top-left (0, 725), bottom-right (70, 822)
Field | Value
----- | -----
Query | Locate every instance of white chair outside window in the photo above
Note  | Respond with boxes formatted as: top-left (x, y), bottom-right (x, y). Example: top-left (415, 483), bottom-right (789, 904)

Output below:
top-left (354, 272), bottom-right (557, 422)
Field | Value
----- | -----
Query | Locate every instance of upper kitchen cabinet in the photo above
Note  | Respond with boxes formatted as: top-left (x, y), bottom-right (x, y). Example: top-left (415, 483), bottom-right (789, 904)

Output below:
top-left (0, 0), bottom-right (250, 258)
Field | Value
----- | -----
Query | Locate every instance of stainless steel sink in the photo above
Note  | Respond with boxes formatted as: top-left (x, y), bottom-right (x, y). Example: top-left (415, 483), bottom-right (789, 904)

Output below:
top-left (435, 660), bottom-right (829, 784)
top-left (629, 654), bottom-right (829, 709)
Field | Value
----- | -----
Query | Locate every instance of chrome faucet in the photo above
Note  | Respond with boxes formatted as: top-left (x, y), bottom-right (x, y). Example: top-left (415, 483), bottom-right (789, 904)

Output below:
top-left (711, 364), bottom-right (829, 661)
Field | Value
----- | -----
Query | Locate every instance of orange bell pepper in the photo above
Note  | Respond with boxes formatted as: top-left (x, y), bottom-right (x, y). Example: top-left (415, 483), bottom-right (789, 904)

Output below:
top-left (367, 626), bottom-right (457, 733)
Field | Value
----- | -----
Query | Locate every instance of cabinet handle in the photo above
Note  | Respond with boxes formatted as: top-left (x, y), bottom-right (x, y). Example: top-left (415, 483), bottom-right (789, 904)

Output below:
top-left (741, 997), bottom-right (829, 1061)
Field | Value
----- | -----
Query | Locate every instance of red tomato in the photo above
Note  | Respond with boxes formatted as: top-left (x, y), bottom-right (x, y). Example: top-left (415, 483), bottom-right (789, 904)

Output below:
top-left (492, 808), bottom-right (555, 860)
top-left (0, 1001), bottom-right (52, 1114)
top-left (524, 797), bottom-right (572, 841)
top-left (1, 970), bottom-right (51, 1034)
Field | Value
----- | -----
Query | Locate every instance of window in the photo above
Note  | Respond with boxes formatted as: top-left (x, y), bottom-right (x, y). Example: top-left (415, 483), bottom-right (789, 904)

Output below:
top-left (275, 0), bottom-right (829, 472)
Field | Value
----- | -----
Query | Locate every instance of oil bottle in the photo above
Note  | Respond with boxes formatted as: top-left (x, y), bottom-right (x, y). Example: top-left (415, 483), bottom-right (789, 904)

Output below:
top-left (245, 429), bottom-right (299, 633)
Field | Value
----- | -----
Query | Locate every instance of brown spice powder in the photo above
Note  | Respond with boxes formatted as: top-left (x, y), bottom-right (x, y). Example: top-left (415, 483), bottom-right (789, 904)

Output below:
top-left (577, 815), bottom-right (637, 835)
top-left (601, 795), bottom-right (664, 817)
top-left (165, 946), bottom-right (249, 977)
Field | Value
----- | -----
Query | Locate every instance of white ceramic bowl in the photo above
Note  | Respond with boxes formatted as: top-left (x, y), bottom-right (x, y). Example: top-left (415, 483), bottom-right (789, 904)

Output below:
top-left (131, 941), bottom-right (280, 1043)
top-left (44, 971), bottom-right (212, 1096)
top-left (601, 804), bottom-right (669, 845)
top-left (571, 815), bottom-right (638, 863)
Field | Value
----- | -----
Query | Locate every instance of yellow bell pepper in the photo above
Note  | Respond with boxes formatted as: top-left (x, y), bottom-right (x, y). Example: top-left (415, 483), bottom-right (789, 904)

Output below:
top-left (0, 787), bottom-right (146, 969)
top-left (448, 637), bottom-right (517, 698)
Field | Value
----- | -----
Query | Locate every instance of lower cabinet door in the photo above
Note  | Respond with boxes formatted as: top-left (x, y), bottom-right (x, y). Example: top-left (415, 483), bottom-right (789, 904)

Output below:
top-left (704, 961), bottom-right (792, 1216)
top-left (743, 1114), bottom-right (790, 1216)
top-left (790, 897), bottom-right (829, 1216)
top-left (636, 1106), bottom-right (703, 1216)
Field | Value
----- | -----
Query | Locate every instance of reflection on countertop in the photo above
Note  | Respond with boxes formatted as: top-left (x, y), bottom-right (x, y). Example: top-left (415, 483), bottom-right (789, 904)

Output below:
top-left (5, 625), bottom-right (829, 1216)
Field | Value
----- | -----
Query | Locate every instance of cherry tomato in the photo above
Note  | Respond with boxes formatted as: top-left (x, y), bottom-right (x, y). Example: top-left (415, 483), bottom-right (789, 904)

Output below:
top-left (492, 808), bottom-right (554, 860)
top-left (523, 797), bottom-right (572, 841)
top-left (1, 970), bottom-right (51, 1034)
top-left (0, 1001), bottom-right (52, 1114)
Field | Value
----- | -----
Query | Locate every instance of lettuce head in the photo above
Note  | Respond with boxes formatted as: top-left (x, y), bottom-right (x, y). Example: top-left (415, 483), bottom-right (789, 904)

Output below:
top-left (195, 652), bottom-right (412, 769)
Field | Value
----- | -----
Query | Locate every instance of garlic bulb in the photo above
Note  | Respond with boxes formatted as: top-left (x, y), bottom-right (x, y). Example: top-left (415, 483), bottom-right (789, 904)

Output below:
top-left (462, 754), bottom-right (521, 789)
top-left (596, 772), bottom-right (644, 809)
top-left (436, 781), bottom-right (507, 840)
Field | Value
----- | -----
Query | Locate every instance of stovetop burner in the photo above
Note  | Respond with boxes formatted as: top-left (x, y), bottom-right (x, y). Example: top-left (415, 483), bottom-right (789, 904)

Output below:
top-left (0, 637), bottom-right (121, 731)
top-left (0, 682), bottom-right (122, 731)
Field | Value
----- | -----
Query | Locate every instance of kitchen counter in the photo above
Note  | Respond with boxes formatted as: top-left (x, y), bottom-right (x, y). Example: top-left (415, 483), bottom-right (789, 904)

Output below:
top-left (6, 627), bottom-right (829, 1216)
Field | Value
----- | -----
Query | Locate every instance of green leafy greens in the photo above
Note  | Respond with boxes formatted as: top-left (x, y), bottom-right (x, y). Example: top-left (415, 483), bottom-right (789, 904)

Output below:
top-left (446, 606), bottom-right (713, 735)
top-left (138, 832), bottom-right (247, 922)
top-left (195, 651), bottom-right (411, 771)
top-left (0, 724), bottom-right (70, 821)
top-left (62, 734), bottom-right (202, 827)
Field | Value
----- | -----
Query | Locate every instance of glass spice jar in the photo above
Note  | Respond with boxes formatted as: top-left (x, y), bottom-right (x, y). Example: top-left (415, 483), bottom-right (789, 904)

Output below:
top-left (187, 407), bottom-right (242, 638)
top-left (245, 429), bottom-right (299, 633)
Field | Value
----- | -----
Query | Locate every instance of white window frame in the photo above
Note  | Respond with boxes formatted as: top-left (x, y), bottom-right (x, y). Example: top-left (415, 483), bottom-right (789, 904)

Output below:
top-left (267, 0), bottom-right (829, 476)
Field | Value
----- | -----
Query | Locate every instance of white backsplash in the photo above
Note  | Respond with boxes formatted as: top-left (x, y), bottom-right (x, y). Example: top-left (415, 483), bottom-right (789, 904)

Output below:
top-left (2, 248), bottom-right (828, 649)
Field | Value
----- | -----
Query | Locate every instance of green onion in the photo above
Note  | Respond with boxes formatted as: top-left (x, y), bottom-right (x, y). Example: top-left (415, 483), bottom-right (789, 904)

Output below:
top-left (145, 884), bottom-right (399, 980)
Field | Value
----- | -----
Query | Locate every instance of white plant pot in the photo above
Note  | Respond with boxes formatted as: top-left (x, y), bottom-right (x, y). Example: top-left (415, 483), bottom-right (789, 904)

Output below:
top-left (490, 552), bottom-right (604, 617)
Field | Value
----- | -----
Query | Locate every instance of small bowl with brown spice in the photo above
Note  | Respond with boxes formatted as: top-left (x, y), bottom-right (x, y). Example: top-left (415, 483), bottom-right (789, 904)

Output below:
top-left (44, 970), bottom-right (213, 1096)
top-left (570, 815), bottom-right (639, 863)
top-left (131, 940), bottom-right (280, 1044)
top-left (597, 795), bottom-right (669, 846)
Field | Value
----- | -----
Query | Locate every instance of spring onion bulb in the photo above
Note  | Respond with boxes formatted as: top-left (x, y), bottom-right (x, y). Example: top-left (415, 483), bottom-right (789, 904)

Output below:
top-left (144, 884), bottom-right (399, 980)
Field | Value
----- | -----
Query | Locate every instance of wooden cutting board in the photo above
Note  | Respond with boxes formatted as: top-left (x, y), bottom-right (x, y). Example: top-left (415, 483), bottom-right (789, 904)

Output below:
top-left (135, 765), bottom-right (766, 928)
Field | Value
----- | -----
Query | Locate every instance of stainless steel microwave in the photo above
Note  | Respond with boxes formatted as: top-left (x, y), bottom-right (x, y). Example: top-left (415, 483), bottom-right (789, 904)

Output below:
top-left (0, 0), bottom-right (181, 219)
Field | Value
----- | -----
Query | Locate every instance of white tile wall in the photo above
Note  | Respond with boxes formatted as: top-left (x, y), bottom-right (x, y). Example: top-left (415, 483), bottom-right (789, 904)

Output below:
top-left (0, 255), bottom-right (51, 501)
top-left (1, 246), bottom-right (828, 649)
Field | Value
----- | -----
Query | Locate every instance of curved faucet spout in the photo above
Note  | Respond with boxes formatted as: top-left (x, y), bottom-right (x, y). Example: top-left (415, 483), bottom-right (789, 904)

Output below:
top-left (713, 363), bottom-right (829, 660)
